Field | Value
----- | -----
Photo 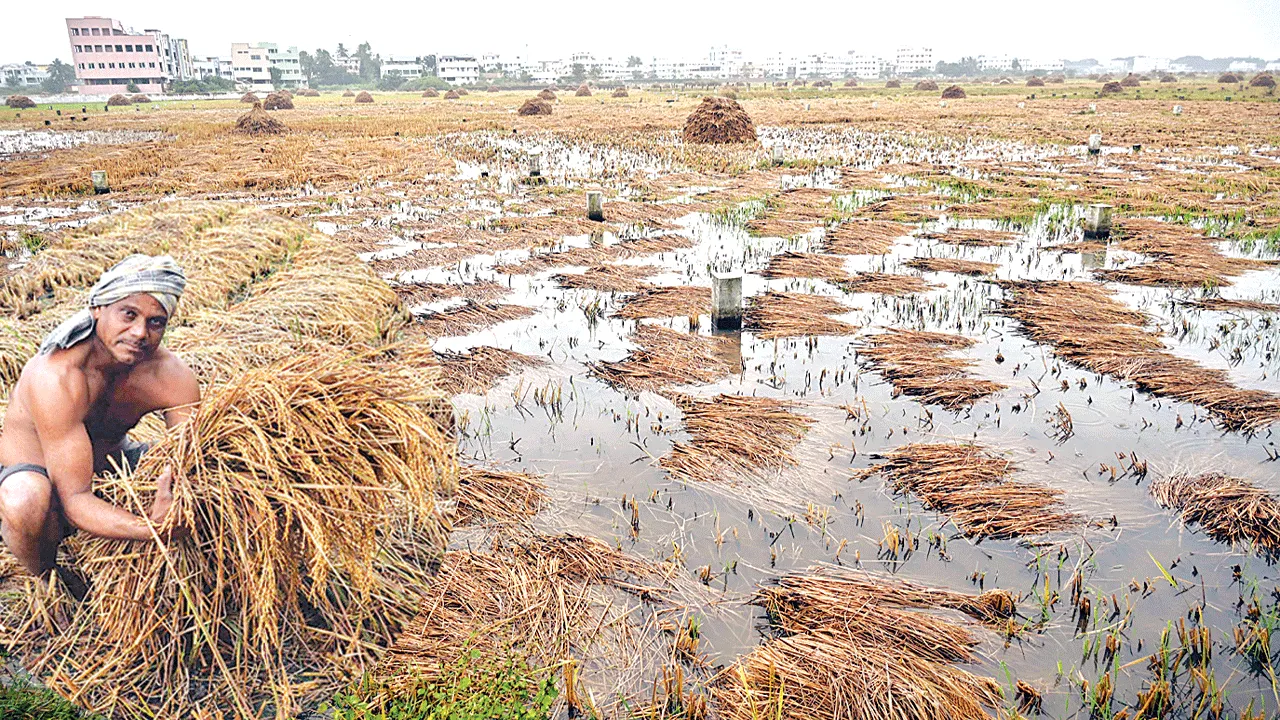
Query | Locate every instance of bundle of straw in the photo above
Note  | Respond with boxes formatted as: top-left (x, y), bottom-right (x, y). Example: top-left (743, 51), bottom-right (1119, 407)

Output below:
top-left (857, 329), bottom-right (1005, 409)
top-left (1151, 473), bottom-right (1280, 555)
top-left (6, 352), bottom-right (456, 719)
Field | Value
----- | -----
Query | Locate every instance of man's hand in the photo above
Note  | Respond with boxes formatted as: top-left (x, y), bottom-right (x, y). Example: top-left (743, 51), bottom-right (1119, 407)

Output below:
top-left (147, 466), bottom-right (188, 542)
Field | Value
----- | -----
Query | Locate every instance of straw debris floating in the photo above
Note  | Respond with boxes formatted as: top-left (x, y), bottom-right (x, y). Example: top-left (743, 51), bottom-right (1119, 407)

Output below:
top-left (904, 257), bottom-right (999, 276)
top-left (591, 324), bottom-right (738, 394)
top-left (1151, 473), bottom-right (1280, 555)
top-left (682, 96), bottom-right (757, 144)
top-left (920, 227), bottom-right (1015, 247)
top-left (839, 271), bottom-right (933, 296)
top-left (413, 301), bottom-right (537, 338)
top-left (2, 352), bottom-right (456, 719)
top-left (1094, 218), bottom-right (1272, 288)
top-left (760, 251), bottom-right (850, 282)
top-left (854, 443), bottom-right (1079, 539)
top-left (744, 291), bottom-right (858, 339)
top-left (997, 280), bottom-right (1280, 431)
top-left (661, 394), bottom-right (813, 484)
top-left (1179, 297), bottom-right (1280, 313)
top-left (392, 280), bottom-right (510, 307)
top-left (552, 263), bottom-right (659, 293)
top-left (614, 286), bottom-right (710, 320)
top-left (822, 219), bottom-right (913, 255)
top-left (434, 345), bottom-right (545, 395)
top-left (857, 329), bottom-right (1005, 409)
top-left (454, 466), bottom-right (548, 526)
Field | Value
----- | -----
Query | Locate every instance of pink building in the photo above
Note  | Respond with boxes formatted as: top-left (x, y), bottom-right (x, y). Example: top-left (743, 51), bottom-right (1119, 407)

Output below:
top-left (66, 17), bottom-right (168, 94)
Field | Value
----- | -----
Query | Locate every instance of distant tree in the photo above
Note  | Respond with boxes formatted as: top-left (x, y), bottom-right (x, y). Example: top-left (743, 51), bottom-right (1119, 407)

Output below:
top-left (422, 54), bottom-right (437, 75)
top-left (627, 56), bottom-right (642, 67)
top-left (299, 50), bottom-right (314, 81)
top-left (519, 70), bottom-right (533, 83)
top-left (588, 65), bottom-right (602, 81)
top-left (336, 43), bottom-right (348, 58)
top-left (126, 81), bottom-right (141, 93)
top-left (1011, 58), bottom-right (1022, 72)
top-left (356, 42), bottom-right (376, 82)
top-left (41, 58), bottom-right (76, 94)
top-left (632, 69), bottom-right (643, 81)
top-left (269, 66), bottom-right (283, 89)
top-left (376, 75), bottom-right (405, 91)
top-left (570, 63), bottom-right (586, 83)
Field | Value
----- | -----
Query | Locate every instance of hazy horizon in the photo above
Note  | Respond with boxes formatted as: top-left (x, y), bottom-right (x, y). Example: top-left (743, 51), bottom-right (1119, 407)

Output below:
top-left (6, 0), bottom-right (1279, 65)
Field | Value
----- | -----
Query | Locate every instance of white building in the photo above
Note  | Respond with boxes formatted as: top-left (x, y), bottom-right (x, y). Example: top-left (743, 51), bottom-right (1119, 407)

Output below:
top-left (709, 46), bottom-right (745, 77)
top-left (192, 56), bottom-right (231, 80)
top-left (381, 55), bottom-right (423, 79)
top-left (1228, 60), bottom-right (1260, 73)
top-left (230, 42), bottom-right (306, 90)
top-left (1131, 56), bottom-right (1170, 74)
top-left (334, 56), bottom-right (361, 75)
top-left (895, 47), bottom-right (933, 74)
top-left (1267, 60), bottom-right (1280, 72)
top-left (847, 54), bottom-right (889, 79)
top-left (761, 52), bottom-right (795, 79)
top-left (796, 53), bottom-right (851, 79)
top-left (1020, 57), bottom-right (1065, 74)
top-left (2, 63), bottom-right (50, 88)
top-left (977, 54), bottom-right (1015, 73)
top-left (437, 55), bottom-right (479, 85)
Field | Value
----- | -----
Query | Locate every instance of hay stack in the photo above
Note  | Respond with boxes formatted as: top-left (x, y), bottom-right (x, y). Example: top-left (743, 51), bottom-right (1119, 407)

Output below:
top-left (299, 88), bottom-right (320, 97)
top-left (233, 101), bottom-right (287, 135)
top-left (277, 89), bottom-right (293, 99)
top-left (4, 352), bottom-right (455, 719)
top-left (682, 95), bottom-right (756, 144)
top-left (5, 94), bottom-right (36, 109)
top-left (1120, 74), bottom-right (1141, 87)
top-left (131, 94), bottom-right (151, 104)
top-left (612, 86), bottom-right (629, 97)
top-left (355, 91), bottom-right (374, 103)
top-left (575, 83), bottom-right (592, 96)
top-left (1047, 75), bottom-right (1066, 83)
top-left (1101, 81), bottom-right (1123, 94)
top-left (517, 97), bottom-right (553, 116)
top-left (537, 88), bottom-right (557, 101)
top-left (107, 94), bottom-right (131, 107)
top-left (485, 85), bottom-right (499, 92)
top-left (844, 78), bottom-right (858, 87)
top-left (1026, 76), bottom-right (1046, 87)
top-left (444, 89), bottom-right (460, 100)
top-left (1250, 73), bottom-right (1276, 88)
top-left (813, 79), bottom-right (832, 87)
top-left (422, 88), bottom-right (439, 97)
top-left (239, 92), bottom-right (259, 103)
top-left (913, 79), bottom-right (939, 91)
top-left (456, 87), bottom-right (469, 96)
top-left (1097, 74), bottom-right (1113, 83)
top-left (941, 85), bottom-right (966, 99)
top-left (1159, 74), bottom-right (1177, 83)
top-left (262, 91), bottom-right (294, 110)
top-left (1218, 73), bottom-right (1240, 84)
top-left (886, 79), bottom-right (901, 88)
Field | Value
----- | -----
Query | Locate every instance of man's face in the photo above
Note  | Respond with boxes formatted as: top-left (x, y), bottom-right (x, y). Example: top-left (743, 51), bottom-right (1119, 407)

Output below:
top-left (91, 293), bottom-right (169, 365)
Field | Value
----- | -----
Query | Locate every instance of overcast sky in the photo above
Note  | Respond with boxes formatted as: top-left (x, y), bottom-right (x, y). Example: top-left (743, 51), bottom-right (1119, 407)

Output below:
top-left (8, 0), bottom-right (1280, 64)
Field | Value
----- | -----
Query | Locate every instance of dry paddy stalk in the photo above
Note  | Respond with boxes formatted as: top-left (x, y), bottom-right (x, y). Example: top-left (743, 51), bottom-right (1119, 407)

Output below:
top-left (615, 286), bottom-right (710, 320)
top-left (552, 263), bottom-right (660, 293)
top-left (393, 280), bottom-right (510, 307)
top-left (1151, 473), bottom-right (1280, 555)
top-left (760, 251), bottom-right (850, 282)
top-left (997, 280), bottom-right (1280, 431)
top-left (591, 325), bottom-right (738, 394)
top-left (904, 257), bottom-right (999, 276)
top-left (839, 271), bottom-right (934, 296)
top-left (854, 194), bottom-right (940, 223)
top-left (434, 346), bottom-right (545, 395)
top-left (1179, 297), bottom-right (1280, 313)
top-left (661, 394), bottom-right (814, 484)
top-left (454, 466), bottom-right (548, 526)
top-left (1096, 218), bottom-right (1273, 288)
top-left (853, 443), bottom-right (1078, 539)
top-left (414, 301), bottom-right (537, 338)
top-left (822, 220), bottom-right (914, 255)
top-left (858, 329), bottom-right (1005, 409)
top-left (921, 228), bottom-right (1016, 247)
top-left (744, 292), bottom-right (858, 339)
top-left (746, 188), bottom-right (835, 238)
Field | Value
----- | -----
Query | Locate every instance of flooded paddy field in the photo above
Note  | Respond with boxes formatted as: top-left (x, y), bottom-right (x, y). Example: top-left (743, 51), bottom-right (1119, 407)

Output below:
top-left (2, 84), bottom-right (1280, 719)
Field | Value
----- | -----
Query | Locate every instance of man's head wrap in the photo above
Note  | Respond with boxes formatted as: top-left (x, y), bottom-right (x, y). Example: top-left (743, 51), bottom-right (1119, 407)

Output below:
top-left (39, 254), bottom-right (187, 355)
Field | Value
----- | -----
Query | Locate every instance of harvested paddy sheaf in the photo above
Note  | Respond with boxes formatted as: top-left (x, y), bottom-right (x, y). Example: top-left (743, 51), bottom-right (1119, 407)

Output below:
top-left (518, 97), bottom-right (553, 116)
top-left (744, 292), bottom-right (858, 339)
top-left (495, 234), bottom-right (693, 276)
top-left (712, 568), bottom-right (1003, 720)
top-left (904, 257), bottom-right (999, 276)
top-left (996, 281), bottom-right (1280, 431)
top-left (433, 346), bottom-right (545, 395)
top-left (1, 352), bottom-right (456, 720)
top-left (1151, 473), bottom-right (1280, 555)
top-left (552, 263), bottom-right (659, 293)
top-left (857, 329), bottom-right (1006, 409)
top-left (591, 324), bottom-right (738, 394)
top-left (454, 466), bottom-right (548, 526)
top-left (1094, 218), bottom-right (1272, 288)
top-left (760, 251), bottom-right (849, 282)
top-left (854, 194), bottom-right (940, 223)
top-left (821, 219), bottom-right (913, 255)
top-left (682, 96), bottom-right (757, 144)
top-left (921, 227), bottom-right (1016, 247)
top-left (746, 188), bottom-right (835, 238)
top-left (233, 102), bottom-right (287, 135)
top-left (854, 443), bottom-right (1079, 539)
top-left (661, 394), bottom-right (814, 485)
top-left (839, 271), bottom-right (933, 296)
top-left (614, 286), bottom-right (711, 320)
top-left (1179, 297), bottom-right (1280, 313)
top-left (413, 301), bottom-right (537, 338)
top-left (392, 279), bottom-right (511, 307)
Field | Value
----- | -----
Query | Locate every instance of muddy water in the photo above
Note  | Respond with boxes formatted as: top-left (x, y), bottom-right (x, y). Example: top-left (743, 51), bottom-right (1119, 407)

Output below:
top-left (420, 172), bottom-right (1280, 715)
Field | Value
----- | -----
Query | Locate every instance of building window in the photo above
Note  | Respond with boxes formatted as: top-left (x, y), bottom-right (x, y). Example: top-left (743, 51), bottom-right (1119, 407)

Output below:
top-left (125, 45), bottom-right (133, 52)
top-left (149, 62), bottom-right (156, 68)
top-left (129, 63), bottom-right (136, 68)
top-left (146, 45), bottom-right (153, 51)
top-left (71, 28), bottom-right (79, 35)
top-left (90, 28), bottom-right (99, 35)
top-left (114, 45), bottom-right (122, 52)
top-left (78, 63), bottom-right (85, 69)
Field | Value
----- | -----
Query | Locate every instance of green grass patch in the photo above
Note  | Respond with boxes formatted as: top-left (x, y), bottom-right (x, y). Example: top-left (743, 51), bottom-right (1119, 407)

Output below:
top-left (0, 681), bottom-right (101, 720)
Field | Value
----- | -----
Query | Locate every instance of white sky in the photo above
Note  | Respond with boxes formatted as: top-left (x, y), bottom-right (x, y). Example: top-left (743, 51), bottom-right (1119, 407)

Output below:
top-left (7, 0), bottom-right (1280, 64)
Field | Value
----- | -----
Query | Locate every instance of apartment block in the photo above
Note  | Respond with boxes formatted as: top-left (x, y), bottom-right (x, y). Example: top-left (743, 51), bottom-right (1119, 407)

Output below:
top-left (2, 63), bottom-right (50, 88)
top-left (230, 42), bottom-right (306, 90)
top-left (381, 56), bottom-right (424, 79)
top-left (895, 47), bottom-right (934, 74)
top-left (66, 16), bottom-right (178, 93)
top-left (437, 55), bottom-right (479, 85)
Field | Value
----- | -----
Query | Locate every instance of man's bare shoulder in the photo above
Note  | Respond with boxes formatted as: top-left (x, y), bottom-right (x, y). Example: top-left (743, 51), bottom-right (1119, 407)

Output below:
top-left (143, 347), bottom-right (200, 404)
top-left (19, 350), bottom-right (93, 418)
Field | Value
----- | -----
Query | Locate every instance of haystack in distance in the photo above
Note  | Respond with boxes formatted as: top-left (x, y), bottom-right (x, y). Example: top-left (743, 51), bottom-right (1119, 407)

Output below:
top-left (518, 97), bottom-right (553, 116)
top-left (234, 102), bottom-right (287, 135)
top-left (683, 96), bottom-right (756, 144)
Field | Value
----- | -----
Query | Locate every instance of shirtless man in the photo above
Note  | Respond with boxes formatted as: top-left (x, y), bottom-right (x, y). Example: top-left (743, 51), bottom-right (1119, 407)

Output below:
top-left (0, 255), bottom-right (198, 579)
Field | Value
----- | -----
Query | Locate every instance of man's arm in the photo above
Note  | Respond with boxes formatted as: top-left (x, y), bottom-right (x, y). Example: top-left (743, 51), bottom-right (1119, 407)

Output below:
top-left (31, 373), bottom-right (165, 542)
top-left (159, 352), bottom-right (201, 429)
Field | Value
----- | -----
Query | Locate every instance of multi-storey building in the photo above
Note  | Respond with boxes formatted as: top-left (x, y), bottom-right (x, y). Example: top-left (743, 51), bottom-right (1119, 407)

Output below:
top-left (437, 55), bottom-right (479, 85)
top-left (709, 46), bottom-right (744, 77)
top-left (848, 53), bottom-right (889, 79)
top-left (334, 56), bottom-right (361, 75)
top-left (230, 42), bottom-right (306, 90)
top-left (381, 56), bottom-right (424, 79)
top-left (192, 57), bottom-right (232, 80)
top-left (66, 16), bottom-right (181, 93)
top-left (977, 54), bottom-right (1015, 73)
top-left (1020, 57), bottom-right (1066, 74)
top-left (895, 47), bottom-right (933, 74)
top-left (2, 63), bottom-right (50, 88)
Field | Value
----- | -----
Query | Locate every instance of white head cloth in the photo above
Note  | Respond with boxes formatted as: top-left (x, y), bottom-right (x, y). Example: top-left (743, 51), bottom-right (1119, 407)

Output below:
top-left (39, 254), bottom-right (187, 355)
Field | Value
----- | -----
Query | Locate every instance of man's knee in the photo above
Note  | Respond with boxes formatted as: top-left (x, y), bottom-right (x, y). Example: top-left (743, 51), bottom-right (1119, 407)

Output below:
top-left (0, 472), bottom-right (54, 531)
